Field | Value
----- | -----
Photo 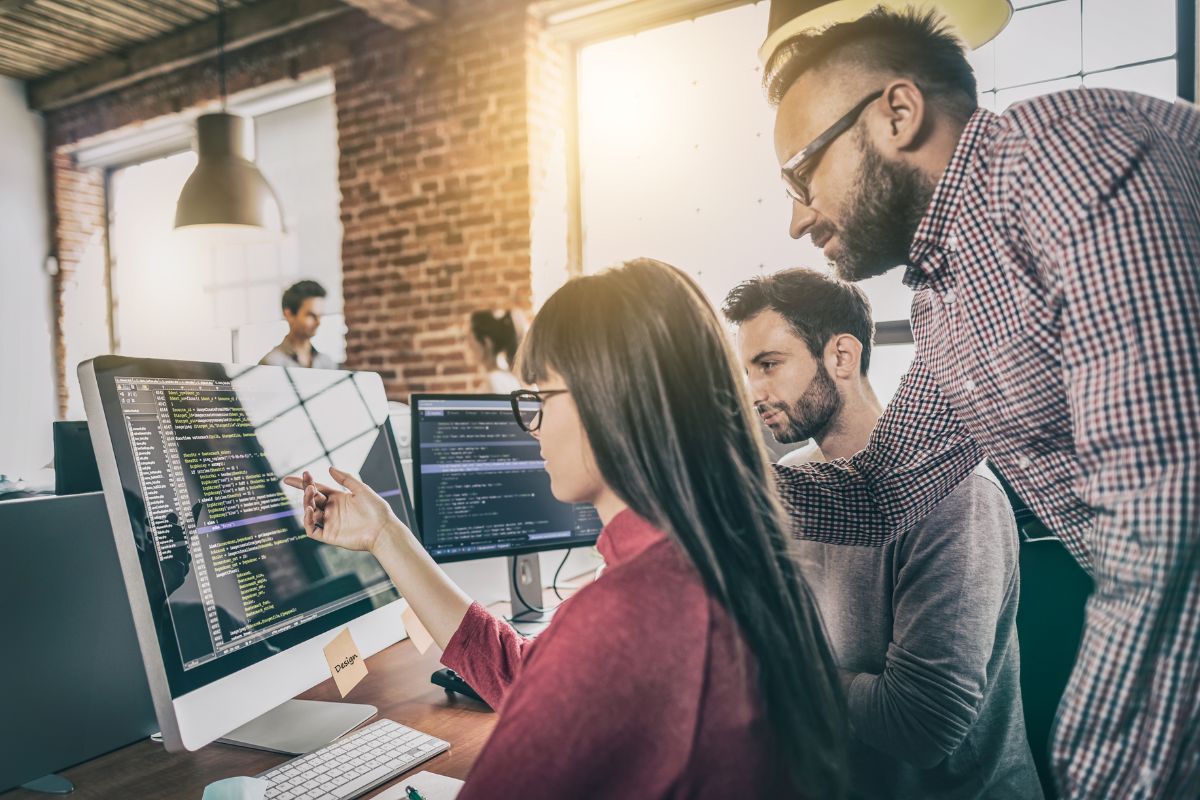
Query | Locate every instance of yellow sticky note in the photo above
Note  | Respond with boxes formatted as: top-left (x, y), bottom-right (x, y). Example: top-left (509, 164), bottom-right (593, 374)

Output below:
top-left (323, 628), bottom-right (368, 697)
top-left (401, 603), bottom-right (434, 654)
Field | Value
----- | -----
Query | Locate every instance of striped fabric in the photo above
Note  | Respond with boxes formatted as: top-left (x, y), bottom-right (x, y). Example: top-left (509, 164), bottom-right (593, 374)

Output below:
top-left (773, 88), bottom-right (1200, 798)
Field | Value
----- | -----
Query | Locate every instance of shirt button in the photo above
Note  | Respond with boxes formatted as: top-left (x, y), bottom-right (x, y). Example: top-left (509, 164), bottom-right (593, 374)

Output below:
top-left (964, 378), bottom-right (976, 392)
top-left (946, 234), bottom-right (960, 251)
top-left (943, 289), bottom-right (956, 305)
top-left (1016, 455), bottom-right (1032, 469)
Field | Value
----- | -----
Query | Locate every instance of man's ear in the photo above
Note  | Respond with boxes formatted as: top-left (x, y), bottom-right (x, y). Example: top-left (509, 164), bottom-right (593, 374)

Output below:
top-left (870, 78), bottom-right (928, 154)
top-left (825, 334), bottom-right (863, 379)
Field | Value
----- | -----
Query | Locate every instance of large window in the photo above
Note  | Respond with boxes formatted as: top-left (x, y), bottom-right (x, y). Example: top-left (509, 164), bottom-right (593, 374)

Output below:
top-left (975, 0), bottom-right (1182, 110)
top-left (576, 0), bottom-right (1190, 405)
top-left (63, 88), bottom-right (344, 418)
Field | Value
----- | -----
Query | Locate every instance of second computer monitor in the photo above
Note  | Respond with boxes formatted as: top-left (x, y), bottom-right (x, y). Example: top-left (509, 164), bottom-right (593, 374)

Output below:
top-left (409, 394), bottom-right (601, 562)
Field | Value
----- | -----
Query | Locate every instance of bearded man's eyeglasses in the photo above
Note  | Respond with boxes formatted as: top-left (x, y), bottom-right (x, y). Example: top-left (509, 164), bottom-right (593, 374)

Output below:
top-left (780, 89), bottom-right (885, 207)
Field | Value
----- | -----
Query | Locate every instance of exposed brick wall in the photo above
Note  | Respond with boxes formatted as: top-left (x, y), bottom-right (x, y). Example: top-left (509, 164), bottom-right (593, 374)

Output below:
top-left (45, 0), bottom-right (567, 409)
top-left (49, 151), bottom-right (107, 416)
top-left (335, 0), bottom-right (541, 397)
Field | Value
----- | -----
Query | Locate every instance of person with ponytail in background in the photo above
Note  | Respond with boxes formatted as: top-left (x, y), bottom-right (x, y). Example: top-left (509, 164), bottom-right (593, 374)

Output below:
top-left (467, 309), bottom-right (524, 393)
top-left (286, 258), bottom-right (848, 799)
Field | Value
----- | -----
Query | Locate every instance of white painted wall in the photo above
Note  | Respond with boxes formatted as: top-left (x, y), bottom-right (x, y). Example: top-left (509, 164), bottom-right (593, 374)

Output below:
top-left (0, 77), bottom-right (56, 482)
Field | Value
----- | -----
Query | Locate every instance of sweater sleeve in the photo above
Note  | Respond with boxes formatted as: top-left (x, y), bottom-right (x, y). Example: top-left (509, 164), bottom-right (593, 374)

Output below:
top-left (440, 601), bottom-right (536, 710)
top-left (455, 577), bottom-right (697, 800)
top-left (844, 476), bottom-right (1019, 767)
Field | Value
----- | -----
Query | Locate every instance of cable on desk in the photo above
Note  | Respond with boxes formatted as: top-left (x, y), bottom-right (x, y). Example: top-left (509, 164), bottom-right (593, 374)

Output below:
top-left (509, 547), bottom-right (573, 616)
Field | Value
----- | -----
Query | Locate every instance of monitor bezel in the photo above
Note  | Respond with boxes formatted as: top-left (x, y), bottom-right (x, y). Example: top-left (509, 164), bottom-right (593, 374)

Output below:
top-left (80, 355), bottom-right (414, 752)
top-left (408, 392), bottom-right (601, 564)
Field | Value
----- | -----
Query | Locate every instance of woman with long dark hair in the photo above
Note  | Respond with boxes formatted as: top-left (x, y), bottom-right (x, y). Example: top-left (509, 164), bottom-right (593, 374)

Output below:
top-left (286, 258), bottom-right (847, 798)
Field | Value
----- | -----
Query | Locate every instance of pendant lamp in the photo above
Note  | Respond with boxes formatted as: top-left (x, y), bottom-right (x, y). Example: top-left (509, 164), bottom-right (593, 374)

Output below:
top-left (174, 0), bottom-right (284, 233)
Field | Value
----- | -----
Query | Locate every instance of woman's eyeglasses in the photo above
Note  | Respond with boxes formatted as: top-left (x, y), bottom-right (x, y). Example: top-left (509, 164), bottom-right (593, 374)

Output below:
top-left (510, 389), bottom-right (569, 433)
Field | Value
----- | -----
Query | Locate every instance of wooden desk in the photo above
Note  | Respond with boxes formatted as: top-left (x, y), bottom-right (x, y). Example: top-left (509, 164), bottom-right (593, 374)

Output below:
top-left (5, 633), bottom-right (494, 799)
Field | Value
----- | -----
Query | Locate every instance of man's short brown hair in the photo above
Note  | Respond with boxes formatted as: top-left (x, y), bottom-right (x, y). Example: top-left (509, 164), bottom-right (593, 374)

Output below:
top-left (765, 7), bottom-right (978, 124)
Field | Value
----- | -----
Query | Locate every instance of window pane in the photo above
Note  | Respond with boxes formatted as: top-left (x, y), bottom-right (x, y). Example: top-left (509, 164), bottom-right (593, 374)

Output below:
top-left (108, 92), bottom-right (343, 368)
top-left (214, 286), bottom-right (248, 329)
top-left (1083, 0), bottom-right (1176, 72)
top-left (869, 344), bottom-right (916, 408)
top-left (996, 76), bottom-right (1084, 111)
top-left (996, 1), bottom-right (1082, 88)
top-left (856, 270), bottom-right (913, 323)
top-left (969, 40), bottom-right (997, 93)
top-left (1084, 59), bottom-right (1178, 101)
top-left (579, 4), bottom-right (825, 311)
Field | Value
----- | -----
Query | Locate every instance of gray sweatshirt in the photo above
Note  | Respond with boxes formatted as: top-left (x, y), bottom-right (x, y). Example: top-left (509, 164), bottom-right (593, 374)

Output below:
top-left (793, 465), bottom-right (1043, 799)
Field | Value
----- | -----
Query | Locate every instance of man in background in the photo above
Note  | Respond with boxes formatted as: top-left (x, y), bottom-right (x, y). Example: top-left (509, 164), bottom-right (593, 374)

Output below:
top-left (725, 268), bottom-right (1040, 799)
top-left (260, 280), bottom-right (339, 369)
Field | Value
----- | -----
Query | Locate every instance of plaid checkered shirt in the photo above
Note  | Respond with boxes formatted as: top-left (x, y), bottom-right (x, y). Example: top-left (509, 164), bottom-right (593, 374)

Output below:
top-left (773, 88), bottom-right (1200, 798)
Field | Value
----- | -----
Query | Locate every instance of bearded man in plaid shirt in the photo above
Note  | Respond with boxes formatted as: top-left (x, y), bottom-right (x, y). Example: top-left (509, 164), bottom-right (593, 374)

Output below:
top-left (760, 8), bottom-right (1199, 798)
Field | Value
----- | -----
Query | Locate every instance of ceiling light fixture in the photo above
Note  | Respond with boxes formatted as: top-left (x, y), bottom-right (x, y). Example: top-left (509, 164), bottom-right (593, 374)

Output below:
top-left (174, 0), bottom-right (284, 233)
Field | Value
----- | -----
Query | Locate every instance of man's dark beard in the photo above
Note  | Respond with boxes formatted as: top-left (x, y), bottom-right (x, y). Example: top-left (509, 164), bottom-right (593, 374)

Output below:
top-left (828, 131), bottom-right (936, 282)
top-left (762, 362), bottom-right (843, 444)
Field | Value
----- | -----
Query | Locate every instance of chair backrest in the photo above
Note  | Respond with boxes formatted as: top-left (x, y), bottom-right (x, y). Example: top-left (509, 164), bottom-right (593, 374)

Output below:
top-left (1017, 535), bottom-right (1094, 799)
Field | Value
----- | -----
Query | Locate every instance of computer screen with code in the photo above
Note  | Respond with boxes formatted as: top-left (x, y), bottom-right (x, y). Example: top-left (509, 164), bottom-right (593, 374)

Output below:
top-left (91, 358), bottom-right (411, 696)
top-left (410, 395), bottom-right (601, 562)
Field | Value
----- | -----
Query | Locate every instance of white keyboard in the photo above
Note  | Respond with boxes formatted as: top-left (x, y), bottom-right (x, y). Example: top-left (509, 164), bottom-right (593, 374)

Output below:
top-left (257, 718), bottom-right (450, 799)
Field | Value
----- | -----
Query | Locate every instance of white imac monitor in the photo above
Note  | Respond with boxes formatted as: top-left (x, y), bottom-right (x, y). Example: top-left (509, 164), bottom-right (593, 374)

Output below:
top-left (79, 356), bottom-right (415, 753)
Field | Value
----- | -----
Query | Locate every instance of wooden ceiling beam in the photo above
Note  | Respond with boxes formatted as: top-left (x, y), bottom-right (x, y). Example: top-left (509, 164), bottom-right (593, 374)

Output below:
top-left (43, 0), bottom-right (167, 41)
top-left (530, 0), bottom-right (750, 44)
top-left (0, 23), bottom-right (84, 68)
top-left (0, 15), bottom-right (119, 61)
top-left (28, 0), bottom-right (350, 111)
top-left (338, 0), bottom-right (440, 30)
top-left (15, 6), bottom-right (134, 50)
top-left (117, 0), bottom-right (198, 29)
top-left (0, 0), bottom-right (36, 16)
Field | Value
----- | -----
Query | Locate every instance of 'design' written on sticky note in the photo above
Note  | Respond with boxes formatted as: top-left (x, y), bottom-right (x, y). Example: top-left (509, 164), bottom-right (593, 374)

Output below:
top-left (323, 628), bottom-right (368, 697)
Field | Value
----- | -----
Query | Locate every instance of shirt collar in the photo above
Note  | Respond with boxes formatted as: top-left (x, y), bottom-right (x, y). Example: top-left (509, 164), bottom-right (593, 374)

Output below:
top-left (595, 508), bottom-right (668, 568)
top-left (278, 336), bottom-right (320, 360)
top-left (904, 107), bottom-right (1000, 287)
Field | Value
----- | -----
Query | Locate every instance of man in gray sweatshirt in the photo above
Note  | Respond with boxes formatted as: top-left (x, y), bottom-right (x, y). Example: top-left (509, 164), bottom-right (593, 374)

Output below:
top-left (724, 268), bottom-right (1041, 799)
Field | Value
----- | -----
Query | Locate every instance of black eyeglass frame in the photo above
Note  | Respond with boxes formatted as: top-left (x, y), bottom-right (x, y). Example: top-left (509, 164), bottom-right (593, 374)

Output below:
top-left (510, 389), bottom-right (569, 433)
top-left (780, 89), bottom-right (885, 206)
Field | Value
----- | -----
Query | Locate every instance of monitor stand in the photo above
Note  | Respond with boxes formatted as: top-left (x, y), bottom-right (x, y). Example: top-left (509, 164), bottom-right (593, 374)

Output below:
top-left (216, 698), bottom-right (377, 755)
top-left (508, 553), bottom-right (555, 636)
top-left (20, 775), bottom-right (74, 795)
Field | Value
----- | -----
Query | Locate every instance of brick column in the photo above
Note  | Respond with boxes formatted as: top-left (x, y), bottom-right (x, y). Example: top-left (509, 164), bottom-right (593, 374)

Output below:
top-left (49, 151), bottom-right (108, 417)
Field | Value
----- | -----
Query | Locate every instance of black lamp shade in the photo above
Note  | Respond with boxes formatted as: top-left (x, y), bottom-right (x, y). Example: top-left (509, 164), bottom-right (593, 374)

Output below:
top-left (174, 112), bottom-right (284, 232)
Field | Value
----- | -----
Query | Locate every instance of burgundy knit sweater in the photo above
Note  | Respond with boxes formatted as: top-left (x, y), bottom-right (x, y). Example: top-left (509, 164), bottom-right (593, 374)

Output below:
top-left (441, 509), bottom-right (801, 799)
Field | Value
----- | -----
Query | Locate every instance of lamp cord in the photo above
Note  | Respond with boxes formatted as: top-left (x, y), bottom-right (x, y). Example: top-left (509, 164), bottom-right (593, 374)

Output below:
top-left (216, 0), bottom-right (227, 108)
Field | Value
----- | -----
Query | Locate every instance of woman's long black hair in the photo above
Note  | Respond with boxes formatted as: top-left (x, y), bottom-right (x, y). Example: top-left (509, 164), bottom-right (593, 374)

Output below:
top-left (518, 258), bottom-right (847, 796)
